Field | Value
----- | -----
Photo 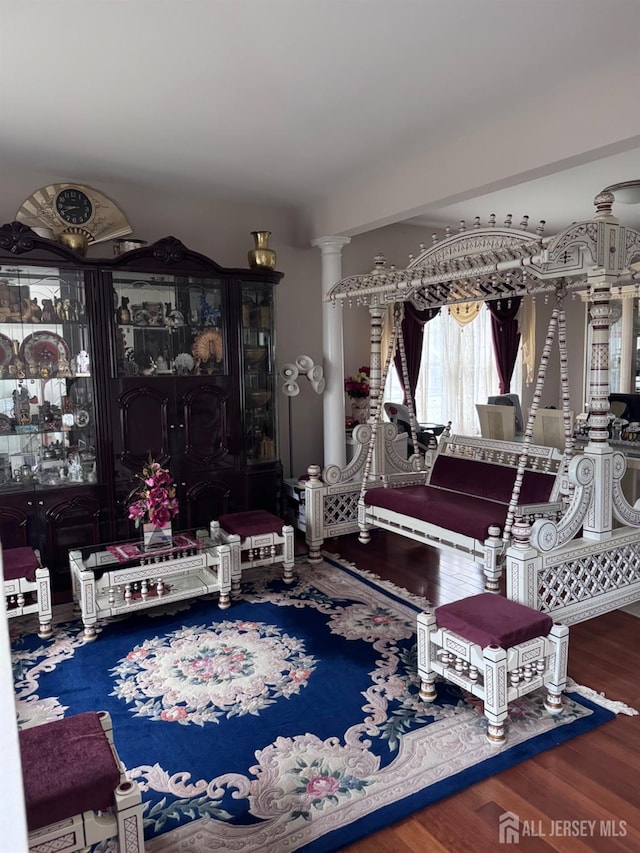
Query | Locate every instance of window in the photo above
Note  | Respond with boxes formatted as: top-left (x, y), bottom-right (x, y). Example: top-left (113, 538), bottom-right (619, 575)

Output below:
top-left (385, 305), bottom-right (522, 435)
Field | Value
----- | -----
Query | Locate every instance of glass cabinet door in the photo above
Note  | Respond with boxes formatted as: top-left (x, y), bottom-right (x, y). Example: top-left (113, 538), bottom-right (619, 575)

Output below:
top-left (241, 282), bottom-right (277, 464)
top-left (110, 270), bottom-right (230, 535)
top-left (0, 263), bottom-right (96, 493)
top-left (112, 272), bottom-right (226, 378)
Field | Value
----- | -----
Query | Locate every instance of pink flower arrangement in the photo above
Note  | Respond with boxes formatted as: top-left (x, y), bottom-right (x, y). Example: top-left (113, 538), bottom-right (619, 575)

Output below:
top-left (127, 458), bottom-right (179, 528)
top-left (344, 365), bottom-right (370, 399)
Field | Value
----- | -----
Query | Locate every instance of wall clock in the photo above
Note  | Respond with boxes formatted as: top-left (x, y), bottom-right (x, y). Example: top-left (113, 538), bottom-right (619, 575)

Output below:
top-left (15, 183), bottom-right (133, 254)
top-left (55, 187), bottom-right (93, 226)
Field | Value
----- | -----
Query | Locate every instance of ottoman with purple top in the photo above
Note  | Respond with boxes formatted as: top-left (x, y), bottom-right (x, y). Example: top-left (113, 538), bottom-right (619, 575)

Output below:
top-left (3, 545), bottom-right (52, 638)
top-left (19, 711), bottom-right (144, 852)
top-left (416, 593), bottom-right (569, 745)
top-left (212, 510), bottom-right (295, 593)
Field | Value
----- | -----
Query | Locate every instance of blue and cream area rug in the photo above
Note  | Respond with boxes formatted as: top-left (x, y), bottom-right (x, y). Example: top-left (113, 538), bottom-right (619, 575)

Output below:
top-left (10, 554), bottom-right (626, 852)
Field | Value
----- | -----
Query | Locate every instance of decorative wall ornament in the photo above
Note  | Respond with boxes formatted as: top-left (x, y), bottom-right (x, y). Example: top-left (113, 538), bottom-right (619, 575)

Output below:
top-left (15, 183), bottom-right (132, 249)
top-left (280, 355), bottom-right (325, 477)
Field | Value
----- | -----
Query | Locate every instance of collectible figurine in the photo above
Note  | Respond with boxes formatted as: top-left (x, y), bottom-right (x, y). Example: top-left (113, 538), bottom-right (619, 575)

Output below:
top-left (76, 349), bottom-right (90, 375)
top-left (67, 453), bottom-right (84, 483)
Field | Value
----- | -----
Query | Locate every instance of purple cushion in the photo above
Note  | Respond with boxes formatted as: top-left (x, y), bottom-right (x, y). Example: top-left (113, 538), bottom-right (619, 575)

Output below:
top-left (430, 456), bottom-right (554, 505)
top-left (364, 485), bottom-right (508, 541)
top-left (3, 547), bottom-right (41, 582)
top-left (219, 510), bottom-right (285, 539)
top-left (435, 592), bottom-right (554, 649)
top-left (19, 712), bottom-right (121, 831)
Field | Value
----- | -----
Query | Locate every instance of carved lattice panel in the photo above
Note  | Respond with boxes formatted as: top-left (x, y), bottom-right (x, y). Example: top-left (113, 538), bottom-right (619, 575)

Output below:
top-left (538, 545), bottom-right (640, 611)
top-left (324, 493), bottom-right (359, 527)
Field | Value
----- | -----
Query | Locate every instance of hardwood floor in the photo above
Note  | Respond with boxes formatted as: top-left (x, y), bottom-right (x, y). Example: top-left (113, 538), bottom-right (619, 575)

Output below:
top-left (312, 530), bottom-right (640, 853)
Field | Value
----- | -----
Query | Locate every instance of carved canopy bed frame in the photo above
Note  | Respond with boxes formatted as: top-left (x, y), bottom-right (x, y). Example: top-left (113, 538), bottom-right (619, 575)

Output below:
top-left (305, 191), bottom-right (640, 625)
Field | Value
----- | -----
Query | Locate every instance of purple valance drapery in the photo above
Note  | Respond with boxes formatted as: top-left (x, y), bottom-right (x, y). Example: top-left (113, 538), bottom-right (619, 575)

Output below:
top-left (487, 297), bottom-right (522, 394)
top-left (393, 303), bottom-right (440, 404)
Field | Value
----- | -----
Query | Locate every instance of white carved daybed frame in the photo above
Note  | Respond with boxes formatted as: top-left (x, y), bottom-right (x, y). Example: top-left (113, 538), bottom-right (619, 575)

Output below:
top-left (305, 193), bottom-right (640, 625)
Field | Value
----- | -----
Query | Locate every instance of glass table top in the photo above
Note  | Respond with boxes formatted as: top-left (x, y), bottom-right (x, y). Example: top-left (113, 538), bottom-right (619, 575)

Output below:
top-left (73, 528), bottom-right (218, 571)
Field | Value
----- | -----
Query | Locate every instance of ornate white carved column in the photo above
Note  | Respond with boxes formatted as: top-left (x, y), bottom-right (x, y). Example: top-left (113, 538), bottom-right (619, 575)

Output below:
top-left (584, 269), bottom-right (616, 539)
top-left (583, 190), bottom-right (624, 539)
top-left (312, 235), bottom-right (351, 468)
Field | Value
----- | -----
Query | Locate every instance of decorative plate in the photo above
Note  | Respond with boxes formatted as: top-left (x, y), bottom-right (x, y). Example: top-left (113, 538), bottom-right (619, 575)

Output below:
top-left (0, 413), bottom-right (13, 433)
top-left (74, 409), bottom-right (90, 428)
top-left (20, 331), bottom-right (71, 368)
top-left (131, 306), bottom-right (150, 326)
top-left (0, 332), bottom-right (13, 367)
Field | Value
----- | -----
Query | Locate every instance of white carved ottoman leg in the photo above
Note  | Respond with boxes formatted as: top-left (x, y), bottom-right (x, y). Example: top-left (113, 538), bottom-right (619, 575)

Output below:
top-left (282, 524), bottom-right (295, 584)
top-left (482, 644), bottom-right (509, 745)
top-left (211, 520), bottom-right (243, 597)
top-left (544, 622), bottom-right (569, 713)
top-left (227, 533), bottom-right (242, 597)
top-left (416, 611), bottom-right (438, 702)
top-left (113, 779), bottom-right (145, 852)
top-left (216, 543), bottom-right (232, 610)
top-left (35, 566), bottom-right (52, 639)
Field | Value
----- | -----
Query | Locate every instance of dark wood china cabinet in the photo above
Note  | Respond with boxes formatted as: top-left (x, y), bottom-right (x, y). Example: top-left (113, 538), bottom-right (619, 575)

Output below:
top-left (0, 222), bottom-right (283, 594)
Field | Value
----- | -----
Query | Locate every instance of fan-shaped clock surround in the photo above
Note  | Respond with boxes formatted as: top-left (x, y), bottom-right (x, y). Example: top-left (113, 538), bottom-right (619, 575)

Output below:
top-left (15, 183), bottom-right (132, 248)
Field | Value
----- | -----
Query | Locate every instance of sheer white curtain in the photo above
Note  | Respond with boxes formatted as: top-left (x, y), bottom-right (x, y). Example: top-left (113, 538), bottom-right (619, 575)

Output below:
top-left (385, 305), bottom-right (520, 435)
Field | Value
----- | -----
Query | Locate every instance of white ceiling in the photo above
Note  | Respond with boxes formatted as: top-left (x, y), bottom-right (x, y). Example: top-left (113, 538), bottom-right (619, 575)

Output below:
top-left (2, 0), bottom-right (640, 237)
top-left (408, 148), bottom-right (640, 236)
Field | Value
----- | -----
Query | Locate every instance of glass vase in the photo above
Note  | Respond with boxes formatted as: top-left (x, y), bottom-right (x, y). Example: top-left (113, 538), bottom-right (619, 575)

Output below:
top-left (142, 521), bottom-right (173, 551)
top-left (351, 398), bottom-right (369, 424)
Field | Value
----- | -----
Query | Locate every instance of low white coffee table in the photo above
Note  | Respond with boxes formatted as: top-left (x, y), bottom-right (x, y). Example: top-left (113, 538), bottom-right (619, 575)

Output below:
top-left (69, 529), bottom-right (232, 641)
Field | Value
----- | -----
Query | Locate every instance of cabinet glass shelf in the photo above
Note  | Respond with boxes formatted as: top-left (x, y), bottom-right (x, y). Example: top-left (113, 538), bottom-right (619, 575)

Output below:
top-left (241, 283), bottom-right (276, 464)
top-left (0, 263), bottom-right (95, 491)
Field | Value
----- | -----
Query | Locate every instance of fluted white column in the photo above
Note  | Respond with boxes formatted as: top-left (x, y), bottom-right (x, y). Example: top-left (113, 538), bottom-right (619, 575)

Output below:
top-left (312, 235), bottom-right (351, 468)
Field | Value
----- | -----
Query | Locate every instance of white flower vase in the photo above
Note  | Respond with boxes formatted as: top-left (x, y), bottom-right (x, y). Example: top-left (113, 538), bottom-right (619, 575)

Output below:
top-left (143, 521), bottom-right (173, 551)
top-left (351, 398), bottom-right (369, 424)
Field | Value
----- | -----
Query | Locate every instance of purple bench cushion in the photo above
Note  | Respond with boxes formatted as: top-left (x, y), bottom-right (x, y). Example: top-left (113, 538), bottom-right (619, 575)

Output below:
top-left (19, 712), bottom-right (120, 831)
top-left (435, 592), bottom-right (554, 649)
top-left (3, 547), bottom-right (41, 582)
top-left (364, 484), bottom-right (509, 541)
top-left (219, 510), bottom-right (285, 539)
top-left (429, 455), bottom-right (555, 505)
